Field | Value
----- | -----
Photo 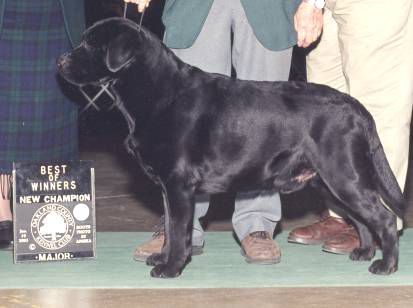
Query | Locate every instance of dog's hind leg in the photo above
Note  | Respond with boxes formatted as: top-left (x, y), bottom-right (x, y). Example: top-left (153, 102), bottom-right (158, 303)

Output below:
top-left (310, 178), bottom-right (375, 260)
top-left (347, 216), bottom-right (376, 261)
top-left (149, 177), bottom-right (195, 278)
top-left (320, 170), bottom-right (398, 274)
top-left (352, 202), bottom-right (398, 274)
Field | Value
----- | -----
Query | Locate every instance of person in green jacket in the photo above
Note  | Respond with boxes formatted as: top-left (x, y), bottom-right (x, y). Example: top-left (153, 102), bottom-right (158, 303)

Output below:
top-left (127, 0), bottom-right (323, 264)
top-left (0, 0), bottom-right (85, 249)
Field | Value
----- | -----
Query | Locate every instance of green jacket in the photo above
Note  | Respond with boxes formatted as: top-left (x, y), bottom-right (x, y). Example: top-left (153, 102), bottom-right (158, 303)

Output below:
top-left (0, 0), bottom-right (85, 47)
top-left (162, 0), bottom-right (301, 51)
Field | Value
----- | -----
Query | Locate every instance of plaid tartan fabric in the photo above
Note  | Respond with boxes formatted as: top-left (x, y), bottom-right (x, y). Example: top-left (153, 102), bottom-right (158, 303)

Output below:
top-left (0, 0), bottom-right (78, 174)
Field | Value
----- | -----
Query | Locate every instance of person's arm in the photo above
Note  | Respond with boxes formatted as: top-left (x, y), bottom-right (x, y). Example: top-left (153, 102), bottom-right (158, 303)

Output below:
top-left (294, 0), bottom-right (324, 48)
top-left (124, 0), bottom-right (152, 13)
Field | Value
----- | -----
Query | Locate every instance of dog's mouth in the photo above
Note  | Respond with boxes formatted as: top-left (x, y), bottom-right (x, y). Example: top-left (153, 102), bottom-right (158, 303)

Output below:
top-left (60, 71), bottom-right (116, 88)
top-left (94, 76), bottom-right (116, 86)
top-left (57, 50), bottom-right (117, 87)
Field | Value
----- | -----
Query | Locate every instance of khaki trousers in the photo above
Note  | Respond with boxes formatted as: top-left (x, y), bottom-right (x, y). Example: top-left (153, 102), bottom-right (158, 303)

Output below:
top-left (306, 0), bottom-right (413, 229)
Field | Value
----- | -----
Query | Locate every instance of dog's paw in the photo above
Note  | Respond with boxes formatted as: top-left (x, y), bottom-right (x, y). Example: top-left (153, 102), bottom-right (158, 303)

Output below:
top-left (368, 259), bottom-right (397, 275)
top-left (150, 264), bottom-right (182, 278)
top-left (146, 253), bottom-right (167, 266)
top-left (350, 247), bottom-right (375, 261)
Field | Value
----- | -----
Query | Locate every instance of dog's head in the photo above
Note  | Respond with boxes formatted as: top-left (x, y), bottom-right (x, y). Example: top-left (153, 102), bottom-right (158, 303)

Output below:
top-left (58, 18), bottom-right (144, 86)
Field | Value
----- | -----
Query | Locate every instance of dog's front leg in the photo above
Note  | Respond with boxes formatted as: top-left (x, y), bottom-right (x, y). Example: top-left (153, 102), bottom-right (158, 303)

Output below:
top-left (150, 179), bottom-right (195, 278)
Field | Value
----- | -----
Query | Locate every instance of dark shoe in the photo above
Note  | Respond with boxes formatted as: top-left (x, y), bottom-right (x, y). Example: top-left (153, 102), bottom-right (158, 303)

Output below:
top-left (0, 220), bottom-right (13, 250)
top-left (322, 228), bottom-right (360, 255)
top-left (288, 215), bottom-right (355, 245)
top-left (241, 231), bottom-right (281, 264)
top-left (133, 217), bottom-right (203, 262)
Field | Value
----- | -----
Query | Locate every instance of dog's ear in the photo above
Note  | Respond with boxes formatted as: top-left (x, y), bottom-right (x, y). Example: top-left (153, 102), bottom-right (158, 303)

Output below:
top-left (106, 32), bottom-right (139, 73)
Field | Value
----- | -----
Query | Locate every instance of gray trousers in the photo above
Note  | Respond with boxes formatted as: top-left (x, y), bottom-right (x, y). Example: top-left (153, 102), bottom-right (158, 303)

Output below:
top-left (167, 0), bottom-right (292, 244)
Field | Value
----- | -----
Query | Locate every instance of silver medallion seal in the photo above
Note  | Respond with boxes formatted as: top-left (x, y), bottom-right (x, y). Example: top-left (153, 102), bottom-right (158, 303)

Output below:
top-left (30, 204), bottom-right (75, 250)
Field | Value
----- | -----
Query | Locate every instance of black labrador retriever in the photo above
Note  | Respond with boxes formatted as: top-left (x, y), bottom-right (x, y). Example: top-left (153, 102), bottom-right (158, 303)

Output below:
top-left (58, 18), bottom-right (404, 278)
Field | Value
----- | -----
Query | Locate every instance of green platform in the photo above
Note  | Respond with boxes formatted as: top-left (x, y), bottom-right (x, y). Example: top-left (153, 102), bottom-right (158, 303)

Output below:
top-left (1, 231), bottom-right (413, 289)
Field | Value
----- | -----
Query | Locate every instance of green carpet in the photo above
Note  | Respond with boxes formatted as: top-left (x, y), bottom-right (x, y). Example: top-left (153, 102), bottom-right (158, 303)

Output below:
top-left (1, 230), bottom-right (413, 289)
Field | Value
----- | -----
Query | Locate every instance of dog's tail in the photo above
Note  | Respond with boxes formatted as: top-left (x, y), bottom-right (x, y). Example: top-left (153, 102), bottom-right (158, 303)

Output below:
top-left (368, 121), bottom-right (405, 219)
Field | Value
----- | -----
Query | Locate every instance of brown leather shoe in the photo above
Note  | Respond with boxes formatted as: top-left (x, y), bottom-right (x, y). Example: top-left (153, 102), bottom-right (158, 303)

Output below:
top-left (288, 215), bottom-right (355, 245)
top-left (133, 217), bottom-right (204, 262)
top-left (134, 230), bottom-right (165, 262)
top-left (241, 231), bottom-right (281, 264)
top-left (322, 228), bottom-right (360, 255)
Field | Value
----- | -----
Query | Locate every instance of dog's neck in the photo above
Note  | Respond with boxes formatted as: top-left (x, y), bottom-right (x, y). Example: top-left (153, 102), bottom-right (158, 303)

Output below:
top-left (114, 30), bottom-right (199, 125)
top-left (138, 30), bottom-right (194, 95)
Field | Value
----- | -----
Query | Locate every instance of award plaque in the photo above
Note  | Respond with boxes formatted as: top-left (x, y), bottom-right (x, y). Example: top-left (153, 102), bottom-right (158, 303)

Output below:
top-left (12, 161), bottom-right (96, 263)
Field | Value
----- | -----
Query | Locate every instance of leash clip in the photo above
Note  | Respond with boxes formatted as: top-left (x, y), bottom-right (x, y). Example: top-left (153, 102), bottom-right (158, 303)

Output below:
top-left (123, 2), bottom-right (146, 32)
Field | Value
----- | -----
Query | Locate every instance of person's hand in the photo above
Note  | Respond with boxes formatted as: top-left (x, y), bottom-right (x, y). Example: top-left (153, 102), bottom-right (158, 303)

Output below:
top-left (294, 1), bottom-right (323, 48)
top-left (124, 0), bottom-right (152, 13)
